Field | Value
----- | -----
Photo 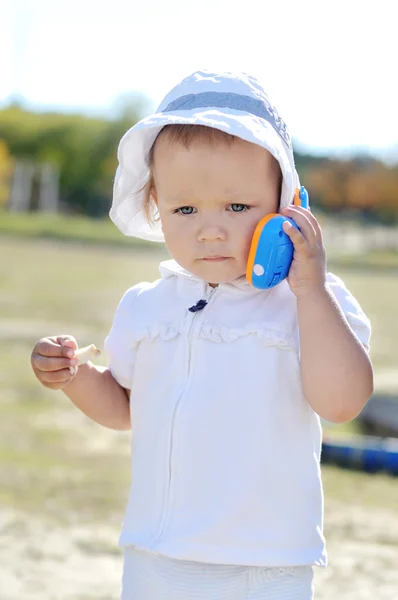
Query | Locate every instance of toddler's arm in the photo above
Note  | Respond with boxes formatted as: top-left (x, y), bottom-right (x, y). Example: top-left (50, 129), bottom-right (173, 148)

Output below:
top-left (31, 336), bottom-right (131, 430)
top-left (281, 204), bottom-right (373, 424)
top-left (297, 287), bottom-right (373, 424)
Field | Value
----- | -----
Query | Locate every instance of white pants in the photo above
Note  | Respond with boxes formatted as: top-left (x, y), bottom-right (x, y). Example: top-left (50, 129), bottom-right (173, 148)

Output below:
top-left (121, 546), bottom-right (314, 600)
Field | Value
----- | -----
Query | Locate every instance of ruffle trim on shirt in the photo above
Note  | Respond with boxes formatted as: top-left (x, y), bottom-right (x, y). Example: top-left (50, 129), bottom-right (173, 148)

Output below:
top-left (128, 322), bottom-right (297, 351)
top-left (128, 324), bottom-right (181, 344)
top-left (199, 321), bottom-right (297, 350)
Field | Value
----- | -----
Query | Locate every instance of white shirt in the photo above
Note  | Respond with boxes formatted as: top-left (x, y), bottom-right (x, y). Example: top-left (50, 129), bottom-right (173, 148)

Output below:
top-left (105, 260), bottom-right (371, 568)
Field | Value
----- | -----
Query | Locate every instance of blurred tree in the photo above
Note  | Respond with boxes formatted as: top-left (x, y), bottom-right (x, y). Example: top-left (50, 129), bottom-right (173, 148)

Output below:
top-left (0, 139), bottom-right (13, 207)
top-left (306, 159), bottom-right (354, 210)
top-left (304, 156), bottom-right (398, 222)
top-left (0, 106), bottom-right (397, 222)
top-left (0, 104), bottom-right (145, 216)
top-left (347, 163), bottom-right (398, 223)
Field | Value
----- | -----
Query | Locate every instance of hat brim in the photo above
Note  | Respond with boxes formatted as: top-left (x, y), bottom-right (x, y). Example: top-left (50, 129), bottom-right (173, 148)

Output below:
top-left (111, 109), bottom-right (299, 241)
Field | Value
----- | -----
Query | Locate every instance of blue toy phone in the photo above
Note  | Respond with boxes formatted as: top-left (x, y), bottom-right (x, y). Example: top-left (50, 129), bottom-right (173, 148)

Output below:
top-left (246, 186), bottom-right (309, 289)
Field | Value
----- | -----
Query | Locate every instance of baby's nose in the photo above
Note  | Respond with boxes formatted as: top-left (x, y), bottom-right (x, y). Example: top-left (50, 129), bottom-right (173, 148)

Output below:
top-left (198, 222), bottom-right (227, 242)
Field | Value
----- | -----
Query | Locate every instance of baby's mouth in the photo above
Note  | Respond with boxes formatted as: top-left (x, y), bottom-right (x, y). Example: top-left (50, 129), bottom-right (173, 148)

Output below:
top-left (201, 256), bottom-right (229, 262)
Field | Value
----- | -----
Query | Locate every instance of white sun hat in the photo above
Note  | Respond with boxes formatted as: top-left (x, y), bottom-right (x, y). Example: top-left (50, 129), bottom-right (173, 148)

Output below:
top-left (110, 70), bottom-right (301, 242)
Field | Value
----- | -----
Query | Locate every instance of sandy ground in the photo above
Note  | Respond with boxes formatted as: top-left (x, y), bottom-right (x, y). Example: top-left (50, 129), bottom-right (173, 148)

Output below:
top-left (1, 500), bottom-right (397, 600)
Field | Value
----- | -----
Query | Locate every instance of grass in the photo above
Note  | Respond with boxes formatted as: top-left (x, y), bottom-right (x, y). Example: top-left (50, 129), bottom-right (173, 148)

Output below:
top-left (0, 210), bottom-right (155, 248)
top-left (325, 267), bottom-right (398, 378)
top-left (328, 251), bottom-right (398, 271)
top-left (0, 232), bottom-right (397, 527)
top-left (322, 464), bottom-right (398, 512)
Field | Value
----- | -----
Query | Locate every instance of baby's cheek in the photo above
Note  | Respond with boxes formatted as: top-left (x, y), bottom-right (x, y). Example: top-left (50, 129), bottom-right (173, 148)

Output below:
top-left (241, 221), bottom-right (258, 258)
top-left (164, 228), bottom-right (194, 266)
top-left (162, 221), bottom-right (183, 246)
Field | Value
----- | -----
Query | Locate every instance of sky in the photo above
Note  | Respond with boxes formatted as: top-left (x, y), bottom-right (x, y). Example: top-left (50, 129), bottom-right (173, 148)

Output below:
top-left (1, 0), bottom-right (397, 159)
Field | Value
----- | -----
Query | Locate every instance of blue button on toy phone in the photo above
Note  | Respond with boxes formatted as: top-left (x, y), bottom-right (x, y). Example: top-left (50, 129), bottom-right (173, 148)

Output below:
top-left (246, 186), bottom-right (309, 289)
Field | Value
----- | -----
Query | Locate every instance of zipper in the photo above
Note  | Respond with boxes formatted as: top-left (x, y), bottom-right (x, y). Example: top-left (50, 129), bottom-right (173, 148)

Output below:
top-left (186, 285), bottom-right (216, 372)
top-left (152, 285), bottom-right (217, 546)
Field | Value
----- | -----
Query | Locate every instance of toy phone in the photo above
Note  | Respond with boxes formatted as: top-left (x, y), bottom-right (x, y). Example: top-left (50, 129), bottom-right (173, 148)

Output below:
top-left (246, 186), bottom-right (309, 289)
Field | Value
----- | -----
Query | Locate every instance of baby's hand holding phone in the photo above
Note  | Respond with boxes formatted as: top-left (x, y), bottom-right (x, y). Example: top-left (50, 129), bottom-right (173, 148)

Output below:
top-left (281, 202), bottom-right (326, 298)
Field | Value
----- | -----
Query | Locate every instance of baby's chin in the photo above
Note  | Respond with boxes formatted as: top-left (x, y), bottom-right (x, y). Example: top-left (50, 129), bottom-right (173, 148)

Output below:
top-left (190, 261), bottom-right (247, 285)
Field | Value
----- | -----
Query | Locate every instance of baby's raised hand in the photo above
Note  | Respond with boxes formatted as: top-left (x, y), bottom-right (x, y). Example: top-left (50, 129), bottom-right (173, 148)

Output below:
top-left (31, 335), bottom-right (79, 390)
top-left (281, 205), bottom-right (326, 297)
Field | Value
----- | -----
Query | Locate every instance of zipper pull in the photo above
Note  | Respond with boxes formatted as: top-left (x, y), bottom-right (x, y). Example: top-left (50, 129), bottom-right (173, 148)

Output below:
top-left (188, 285), bottom-right (217, 313)
top-left (188, 299), bottom-right (208, 313)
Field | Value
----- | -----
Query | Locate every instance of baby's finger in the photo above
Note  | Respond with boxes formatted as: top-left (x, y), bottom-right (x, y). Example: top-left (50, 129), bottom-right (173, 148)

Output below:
top-left (282, 220), bottom-right (310, 256)
top-left (40, 368), bottom-right (75, 384)
top-left (291, 202), bottom-right (323, 237)
top-left (33, 354), bottom-right (77, 372)
top-left (44, 369), bottom-right (75, 383)
top-left (301, 209), bottom-right (324, 244)
top-left (33, 337), bottom-right (73, 359)
top-left (283, 207), bottom-right (317, 250)
top-left (57, 335), bottom-right (78, 351)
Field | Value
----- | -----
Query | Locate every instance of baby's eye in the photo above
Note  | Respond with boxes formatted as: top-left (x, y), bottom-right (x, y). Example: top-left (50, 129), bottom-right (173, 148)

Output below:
top-left (175, 206), bottom-right (195, 215)
top-left (229, 203), bottom-right (249, 213)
